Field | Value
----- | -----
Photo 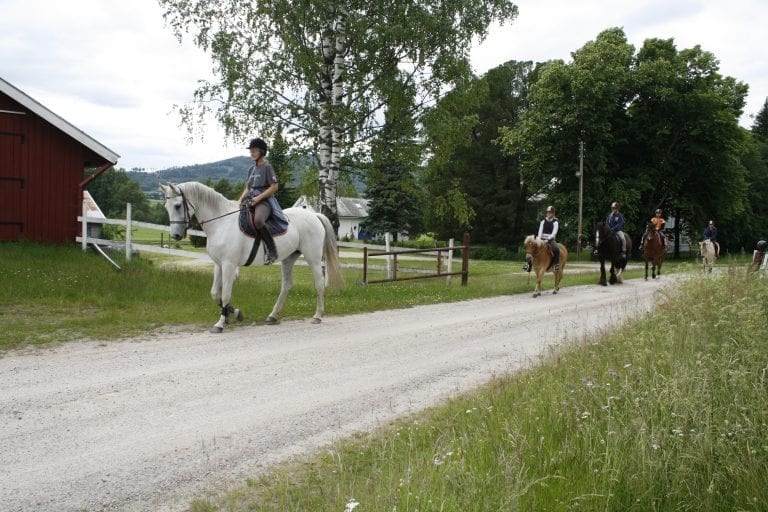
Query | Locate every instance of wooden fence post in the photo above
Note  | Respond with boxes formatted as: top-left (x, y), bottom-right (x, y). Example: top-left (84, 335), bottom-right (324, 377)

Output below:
top-left (126, 203), bottom-right (132, 262)
top-left (461, 232), bottom-right (470, 286)
top-left (81, 201), bottom-right (88, 252)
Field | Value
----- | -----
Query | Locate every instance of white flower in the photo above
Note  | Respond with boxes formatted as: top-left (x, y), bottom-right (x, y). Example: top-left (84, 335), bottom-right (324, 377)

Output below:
top-left (345, 498), bottom-right (360, 512)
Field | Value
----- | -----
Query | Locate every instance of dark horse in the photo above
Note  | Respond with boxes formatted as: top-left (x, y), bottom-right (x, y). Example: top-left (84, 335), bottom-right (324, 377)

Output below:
top-left (641, 223), bottom-right (665, 280)
top-left (595, 222), bottom-right (632, 286)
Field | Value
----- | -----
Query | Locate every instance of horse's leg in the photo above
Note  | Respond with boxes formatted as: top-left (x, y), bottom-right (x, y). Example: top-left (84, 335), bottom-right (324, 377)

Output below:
top-left (211, 263), bottom-right (223, 305)
top-left (308, 258), bottom-right (328, 323)
top-left (532, 268), bottom-right (542, 297)
top-left (266, 252), bottom-right (301, 324)
top-left (609, 262), bottom-right (618, 284)
top-left (644, 257), bottom-right (649, 280)
top-left (553, 267), bottom-right (561, 294)
top-left (211, 262), bottom-right (238, 333)
top-left (599, 259), bottom-right (607, 286)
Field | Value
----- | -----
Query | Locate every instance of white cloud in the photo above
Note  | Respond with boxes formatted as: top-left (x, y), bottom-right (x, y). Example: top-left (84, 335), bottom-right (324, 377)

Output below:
top-left (2, 0), bottom-right (766, 171)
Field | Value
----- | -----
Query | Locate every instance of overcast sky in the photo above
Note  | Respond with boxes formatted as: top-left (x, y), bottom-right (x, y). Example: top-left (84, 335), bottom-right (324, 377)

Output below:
top-left (2, 0), bottom-right (766, 172)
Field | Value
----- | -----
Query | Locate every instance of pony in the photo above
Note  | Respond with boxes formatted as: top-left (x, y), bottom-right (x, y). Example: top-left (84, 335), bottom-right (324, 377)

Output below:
top-left (594, 222), bottom-right (632, 286)
top-left (700, 239), bottom-right (716, 273)
top-left (641, 222), bottom-right (665, 280)
top-left (161, 182), bottom-right (344, 332)
top-left (523, 235), bottom-right (568, 297)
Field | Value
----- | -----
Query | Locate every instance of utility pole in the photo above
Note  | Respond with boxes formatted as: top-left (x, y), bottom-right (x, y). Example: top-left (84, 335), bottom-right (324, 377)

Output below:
top-left (577, 137), bottom-right (584, 259)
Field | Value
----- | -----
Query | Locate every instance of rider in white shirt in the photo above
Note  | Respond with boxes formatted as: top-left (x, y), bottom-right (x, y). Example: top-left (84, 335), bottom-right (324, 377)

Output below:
top-left (537, 205), bottom-right (561, 271)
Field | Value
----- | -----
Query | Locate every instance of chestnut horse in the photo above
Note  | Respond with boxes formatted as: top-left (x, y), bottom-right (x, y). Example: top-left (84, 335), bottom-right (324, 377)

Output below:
top-left (642, 223), bottom-right (665, 280)
top-left (523, 235), bottom-right (568, 297)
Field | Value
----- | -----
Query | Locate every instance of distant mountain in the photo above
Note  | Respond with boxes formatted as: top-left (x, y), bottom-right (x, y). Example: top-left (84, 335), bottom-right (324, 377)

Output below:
top-left (128, 155), bottom-right (366, 199)
top-left (128, 157), bottom-right (253, 197)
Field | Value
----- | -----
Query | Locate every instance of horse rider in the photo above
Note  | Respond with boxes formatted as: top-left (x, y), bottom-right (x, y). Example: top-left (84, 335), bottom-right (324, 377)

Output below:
top-left (537, 205), bottom-right (560, 271)
top-left (642, 208), bottom-right (667, 250)
top-left (703, 220), bottom-right (720, 257)
top-left (238, 137), bottom-right (283, 264)
top-left (607, 201), bottom-right (628, 258)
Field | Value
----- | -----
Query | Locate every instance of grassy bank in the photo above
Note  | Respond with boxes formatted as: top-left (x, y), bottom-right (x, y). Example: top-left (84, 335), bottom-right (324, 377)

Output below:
top-left (190, 270), bottom-right (768, 511)
top-left (0, 241), bottom-right (714, 351)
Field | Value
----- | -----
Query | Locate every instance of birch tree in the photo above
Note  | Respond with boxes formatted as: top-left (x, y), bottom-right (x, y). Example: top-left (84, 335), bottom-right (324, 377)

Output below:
top-left (158, 0), bottom-right (518, 231)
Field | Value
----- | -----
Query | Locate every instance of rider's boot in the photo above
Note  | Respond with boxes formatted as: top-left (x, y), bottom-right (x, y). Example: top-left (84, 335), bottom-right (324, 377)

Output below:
top-left (259, 227), bottom-right (278, 265)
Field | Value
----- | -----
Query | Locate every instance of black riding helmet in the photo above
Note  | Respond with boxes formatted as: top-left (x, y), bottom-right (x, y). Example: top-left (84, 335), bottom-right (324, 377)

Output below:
top-left (246, 138), bottom-right (268, 155)
top-left (758, 240), bottom-right (768, 251)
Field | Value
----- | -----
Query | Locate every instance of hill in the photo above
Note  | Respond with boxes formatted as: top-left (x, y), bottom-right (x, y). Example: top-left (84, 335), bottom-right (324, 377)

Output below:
top-left (128, 156), bottom-right (253, 197)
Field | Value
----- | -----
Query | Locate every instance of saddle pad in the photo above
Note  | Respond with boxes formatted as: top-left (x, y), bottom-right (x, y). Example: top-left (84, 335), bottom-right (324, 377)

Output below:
top-left (238, 207), bottom-right (289, 238)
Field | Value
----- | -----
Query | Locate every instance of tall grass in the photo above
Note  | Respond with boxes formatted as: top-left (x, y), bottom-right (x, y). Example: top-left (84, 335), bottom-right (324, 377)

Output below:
top-left (190, 270), bottom-right (768, 511)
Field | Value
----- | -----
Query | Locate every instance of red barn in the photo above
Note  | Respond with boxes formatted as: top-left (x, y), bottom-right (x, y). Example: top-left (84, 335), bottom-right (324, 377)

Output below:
top-left (0, 77), bottom-right (119, 244)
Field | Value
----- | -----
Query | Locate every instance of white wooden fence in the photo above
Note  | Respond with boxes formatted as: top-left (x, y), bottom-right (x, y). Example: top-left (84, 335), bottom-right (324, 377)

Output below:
top-left (76, 202), bottom-right (211, 265)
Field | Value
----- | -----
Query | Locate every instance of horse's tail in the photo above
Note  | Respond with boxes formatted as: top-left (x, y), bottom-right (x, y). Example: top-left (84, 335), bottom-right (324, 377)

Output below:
top-left (317, 213), bottom-right (345, 289)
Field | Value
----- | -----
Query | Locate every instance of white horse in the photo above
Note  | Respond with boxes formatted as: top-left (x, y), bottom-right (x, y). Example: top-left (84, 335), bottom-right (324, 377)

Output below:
top-left (161, 182), bottom-right (344, 332)
top-left (700, 239), bottom-right (716, 273)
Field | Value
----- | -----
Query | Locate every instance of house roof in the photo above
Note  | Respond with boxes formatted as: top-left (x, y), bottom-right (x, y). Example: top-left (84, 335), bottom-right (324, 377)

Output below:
top-left (82, 190), bottom-right (106, 219)
top-left (0, 76), bottom-right (120, 165)
top-left (292, 195), bottom-right (369, 218)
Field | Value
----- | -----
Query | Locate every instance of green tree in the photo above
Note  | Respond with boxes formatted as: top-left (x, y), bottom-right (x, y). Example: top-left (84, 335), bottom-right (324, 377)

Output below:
top-left (753, 97), bottom-right (768, 141)
top-left (499, 28), bottom-right (748, 254)
top-left (86, 167), bottom-right (152, 221)
top-left (422, 60), bottom-right (535, 244)
top-left (158, 0), bottom-right (518, 232)
top-left (365, 74), bottom-right (423, 241)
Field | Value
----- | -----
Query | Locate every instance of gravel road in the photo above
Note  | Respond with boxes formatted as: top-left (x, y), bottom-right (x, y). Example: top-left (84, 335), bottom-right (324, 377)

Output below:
top-left (0, 276), bottom-right (676, 511)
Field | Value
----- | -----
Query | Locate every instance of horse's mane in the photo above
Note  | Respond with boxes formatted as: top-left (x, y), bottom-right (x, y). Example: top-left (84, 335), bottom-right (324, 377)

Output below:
top-left (524, 234), bottom-right (544, 246)
top-left (180, 181), bottom-right (237, 211)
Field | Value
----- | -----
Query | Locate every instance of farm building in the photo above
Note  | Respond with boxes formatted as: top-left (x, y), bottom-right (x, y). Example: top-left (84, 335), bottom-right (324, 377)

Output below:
top-left (293, 195), bottom-right (374, 240)
top-left (0, 77), bottom-right (119, 244)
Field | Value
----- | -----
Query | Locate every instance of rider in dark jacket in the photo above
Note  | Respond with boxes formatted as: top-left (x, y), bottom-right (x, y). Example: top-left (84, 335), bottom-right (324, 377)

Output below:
top-left (607, 201), bottom-right (627, 257)
top-left (703, 220), bottom-right (719, 257)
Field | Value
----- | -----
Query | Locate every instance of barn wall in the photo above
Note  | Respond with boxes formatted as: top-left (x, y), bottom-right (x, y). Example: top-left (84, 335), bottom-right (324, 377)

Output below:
top-left (1, 92), bottom-right (106, 244)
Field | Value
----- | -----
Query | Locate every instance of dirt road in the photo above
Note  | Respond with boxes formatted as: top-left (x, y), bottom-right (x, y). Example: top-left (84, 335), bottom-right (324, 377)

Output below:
top-left (0, 276), bottom-right (676, 511)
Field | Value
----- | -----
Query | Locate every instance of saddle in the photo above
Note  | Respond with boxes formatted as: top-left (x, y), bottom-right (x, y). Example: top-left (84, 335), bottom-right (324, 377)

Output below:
top-left (238, 206), bottom-right (289, 239)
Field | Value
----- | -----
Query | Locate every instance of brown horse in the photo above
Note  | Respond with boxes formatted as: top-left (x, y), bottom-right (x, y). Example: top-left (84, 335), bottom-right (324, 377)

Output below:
top-left (641, 223), bottom-right (665, 280)
top-left (523, 235), bottom-right (568, 298)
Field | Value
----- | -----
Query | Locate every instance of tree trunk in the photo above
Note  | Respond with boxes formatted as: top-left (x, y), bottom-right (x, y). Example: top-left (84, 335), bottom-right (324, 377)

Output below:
top-left (317, 8), bottom-right (347, 236)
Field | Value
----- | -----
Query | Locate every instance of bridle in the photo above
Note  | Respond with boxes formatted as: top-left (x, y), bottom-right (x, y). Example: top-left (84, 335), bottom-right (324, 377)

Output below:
top-left (166, 188), bottom-right (194, 236)
top-left (165, 185), bottom-right (241, 235)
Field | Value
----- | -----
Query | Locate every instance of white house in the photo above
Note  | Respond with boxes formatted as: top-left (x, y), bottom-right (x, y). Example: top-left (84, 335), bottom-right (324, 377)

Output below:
top-left (292, 196), bottom-right (371, 240)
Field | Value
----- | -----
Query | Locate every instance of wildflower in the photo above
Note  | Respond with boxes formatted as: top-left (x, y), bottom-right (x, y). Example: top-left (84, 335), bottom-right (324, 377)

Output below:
top-left (623, 363), bottom-right (632, 368)
top-left (345, 499), bottom-right (360, 512)
top-left (651, 443), bottom-right (660, 450)
top-left (580, 411), bottom-right (590, 419)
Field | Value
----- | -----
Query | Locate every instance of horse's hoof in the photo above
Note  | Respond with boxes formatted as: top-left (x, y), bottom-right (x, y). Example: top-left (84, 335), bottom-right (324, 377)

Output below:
top-left (265, 316), bottom-right (278, 325)
top-left (235, 309), bottom-right (243, 322)
top-left (532, 293), bottom-right (538, 298)
top-left (552, 290), bottom-right (558, 294)
top-left (210, 326), bottom-right (224, 334)
top-left (311, 317), bottom-right (322, 324)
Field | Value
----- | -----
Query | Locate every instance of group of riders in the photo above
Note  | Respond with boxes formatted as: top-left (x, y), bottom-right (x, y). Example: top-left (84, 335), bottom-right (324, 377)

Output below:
top-left (536, 202), bottom-right (720, 270)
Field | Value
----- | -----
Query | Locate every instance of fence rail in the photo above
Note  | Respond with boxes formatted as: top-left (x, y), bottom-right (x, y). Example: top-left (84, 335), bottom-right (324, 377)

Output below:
top-left (78, 202), bottom-right (472, 284)
top-left (362, 233), bottom-right (470, 286)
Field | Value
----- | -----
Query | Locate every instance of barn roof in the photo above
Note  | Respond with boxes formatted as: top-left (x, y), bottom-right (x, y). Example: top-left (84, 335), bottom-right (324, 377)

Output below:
top-left (0, 76), bottom-right (120, 165)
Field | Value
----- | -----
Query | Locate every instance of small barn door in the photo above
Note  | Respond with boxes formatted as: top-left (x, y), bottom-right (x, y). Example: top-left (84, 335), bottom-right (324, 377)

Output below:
top-left (0, 128), bottom-right (26, 240)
